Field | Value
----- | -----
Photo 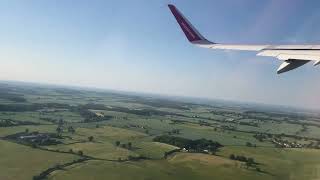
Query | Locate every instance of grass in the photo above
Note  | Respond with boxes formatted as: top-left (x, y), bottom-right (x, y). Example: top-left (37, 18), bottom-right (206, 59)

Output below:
top-left (49, 142), bottom-right (137, 160)
top-left (73, 126), bottom-right (147, 142)
top-left (46, 126), bottom-right (148, 160)
top-left (40, 111), bottom-right (84, 123)
top-left (133, 141), bottom-right (179, 159)
top-left (48, 153), bottom-right (269, 180)
top-left (0, 111), bottom-right (50, 124)
top-left (0, 124), bottom-right (56, 137)
top-left (217, 146), bottom-right (320, 180)
top-left (0, 140), bottom-right (79, 180)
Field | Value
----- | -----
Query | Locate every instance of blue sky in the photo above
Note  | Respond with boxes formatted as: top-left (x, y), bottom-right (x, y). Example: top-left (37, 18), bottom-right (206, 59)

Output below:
top-left (1, 0), bottom-right (320, 109)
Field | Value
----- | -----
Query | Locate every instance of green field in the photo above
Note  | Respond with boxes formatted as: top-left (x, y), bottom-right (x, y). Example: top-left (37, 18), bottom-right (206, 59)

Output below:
top-left (0, 82), bottom-right (320, 180)
top-left (218, 147), bottom-right (320, 180)
top-left (0, 140), bottom-right (79, 180)
top-left (49, 153), bottom-right (267, 180)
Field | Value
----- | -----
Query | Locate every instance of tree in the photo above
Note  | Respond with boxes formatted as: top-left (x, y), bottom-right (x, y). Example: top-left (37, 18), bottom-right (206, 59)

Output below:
top-left (56, 126), bottom-right (62, 134)
top-left (121, 144), bottom-right (127, 149)
top-left (25, 128), bottom-right (29, 133)
top-left (31, 144), bottom-right (38, 148)
top-left (78, 150), bottom-right (83, 156)
top-left (88, 136), bottom-right (94, 142)
top-left (172, 129), bottom-right (180, 134)
top-left (236, 155), bottom-right (247, 162)
top-left (54, 164), bottom-right (62, 170)
top-left (127, 142), bottom-right (132, 150)
top-left (58, 118), bottom-right (64, 126)
top-left (246, 161), bottom-right (252, 168)
top-left (115, 141), bottom-right (120, 146)
top-left (69, 149), bottom-right (73, 153)
top-left (164, 152), bottom-right (168, 159)
top-left (246, 142), bottom-right (253, 147)
top-left (256, 167), bottom-right (261, 172)
top-left (229, 154), bottom-right (235, 160)
top-left (247, 157), bottom-right (255, 164)
top-left (128, 155), bottom-right (133, 160)
top-left (68, 126), bottom-right (75, 134)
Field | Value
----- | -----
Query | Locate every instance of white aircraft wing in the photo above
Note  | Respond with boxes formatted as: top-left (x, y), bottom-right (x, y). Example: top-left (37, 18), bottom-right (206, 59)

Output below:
top-left (168, 4), bottom-right (320, 74)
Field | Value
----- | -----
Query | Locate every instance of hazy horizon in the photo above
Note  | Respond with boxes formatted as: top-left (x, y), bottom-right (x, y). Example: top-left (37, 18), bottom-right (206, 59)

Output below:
top-left (1, 0), bottom-right (320, 109)
top-left (2, 79), bottom-right (318, 113)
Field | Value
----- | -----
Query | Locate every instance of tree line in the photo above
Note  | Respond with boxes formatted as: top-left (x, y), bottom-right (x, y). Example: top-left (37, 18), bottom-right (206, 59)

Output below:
top-left (153, 135), bottom-right (222, 153)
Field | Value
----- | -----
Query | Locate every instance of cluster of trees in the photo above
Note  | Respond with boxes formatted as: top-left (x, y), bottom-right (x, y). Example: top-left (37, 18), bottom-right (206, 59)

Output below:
top-left (168, 129), bottom-right (180, 135)
top-left (74, 107), bottom-right (112, 123)
top-left (124, 98), bottom-right (191, 110)
top-left (106, 106), bottom-right (178, 117)
top-left (244, 110), bottom-right (305, 121)
top-left (79, 103), bottom-right (106, 110)
top-left (5, 131), bottom-right (62, 146)
top-left (33, 158), bottom-right (87, 180)
top-left (54, 88), bottom-right (84, 95)
top-left (0, 119), bottom-right (39, 127)
top-left (246, 142), bottom-right (256, 147)
top-left (164, 148), bottom-right (181, 158)
top-left (115, 141), bottom-right (133, 150)
top-left (0, 92), bottom-right (26, 102)
top-left (0, 103), bottom-right (70, 112)
top-left (67, 149), bottom-right (84, 156)
top-left (39, 117), bottom-right (57, 124)
top-left (153, 135), bottom-right (222, 153)
top-left (88, 136), bottom-right (94, 142)
top-left (305, 141), bottom-right (320, 149)
top-left (68, 126), bottom-right (75, 134)
top-left (198, 120), bottom-right (211, 126)
top-left (127, 155), bottom-right (148, 161)
top-left (300, 125), bottom-right (308, 133)
top-left (117, 155), bottom-right (148, 162)
top-left (229, 154), bottom-right (256, 167)
top-left (253, 133), bottom-right (272, 142)
top-left (220, 125), bottom-right (236, 131)
top-left (75, 103), bottom-right (183, 121)
top-left (56, 123), bottom-right (76, 135)
top-left (77, 103), bottom-right (176, 117)
top-left (239, 121), bottom-right (259, 127)
top-left (56, 126), bottom-right (63, 134)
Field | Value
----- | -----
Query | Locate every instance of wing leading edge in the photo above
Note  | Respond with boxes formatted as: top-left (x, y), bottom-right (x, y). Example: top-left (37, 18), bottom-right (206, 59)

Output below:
top-left (168, 4), bottom-right (320, 74)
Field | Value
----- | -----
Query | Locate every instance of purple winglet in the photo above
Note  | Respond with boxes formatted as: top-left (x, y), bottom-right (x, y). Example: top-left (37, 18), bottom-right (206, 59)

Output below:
top-left (168, 4), bottom-right (204, 42)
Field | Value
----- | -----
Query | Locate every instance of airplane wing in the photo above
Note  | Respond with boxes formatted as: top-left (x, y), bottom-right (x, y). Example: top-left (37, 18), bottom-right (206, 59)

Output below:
top-left (168, 4), bottom-right (320, 74)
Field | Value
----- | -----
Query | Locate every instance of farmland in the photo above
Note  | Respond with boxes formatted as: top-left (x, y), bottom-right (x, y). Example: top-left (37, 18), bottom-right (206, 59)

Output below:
top-left (0, 81), bottom-right (320, 180)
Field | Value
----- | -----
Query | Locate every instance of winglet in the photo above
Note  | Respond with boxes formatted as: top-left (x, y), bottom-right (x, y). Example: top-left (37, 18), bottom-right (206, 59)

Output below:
top-left (168, 4), bottom-right (211, 44)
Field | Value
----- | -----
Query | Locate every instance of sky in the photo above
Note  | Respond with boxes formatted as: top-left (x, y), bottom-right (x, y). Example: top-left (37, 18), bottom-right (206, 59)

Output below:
top-left (1, 0), bottom-right (320, 109)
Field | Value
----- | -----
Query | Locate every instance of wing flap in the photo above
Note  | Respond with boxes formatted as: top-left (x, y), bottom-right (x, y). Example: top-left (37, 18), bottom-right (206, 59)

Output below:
top-left (277, 60), bottom-right (310, 74)
top-left (277, 54), bottom-right (320, 61)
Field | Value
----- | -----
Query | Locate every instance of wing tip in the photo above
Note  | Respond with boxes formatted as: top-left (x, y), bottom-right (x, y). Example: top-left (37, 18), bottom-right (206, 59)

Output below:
top-left (168, 4), bottom-right (206, 43)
